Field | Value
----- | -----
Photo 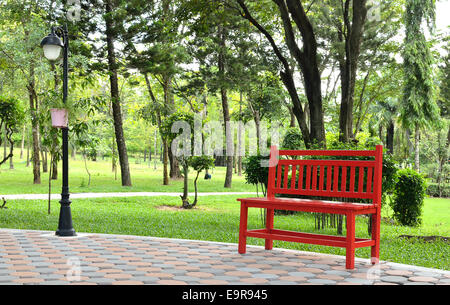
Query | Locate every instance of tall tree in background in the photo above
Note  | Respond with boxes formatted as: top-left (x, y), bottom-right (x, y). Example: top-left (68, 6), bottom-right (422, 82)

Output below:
top-left (103, 0), bottom-right (132, 186)
top-left (0, 0), bottom-right (50, 184)
top-left (123, 0), bottom-right (187, 184)
top-left (400, 0), bottom-right (439, 171)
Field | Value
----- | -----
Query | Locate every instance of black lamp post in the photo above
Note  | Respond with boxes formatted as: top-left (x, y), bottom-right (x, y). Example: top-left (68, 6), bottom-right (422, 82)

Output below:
top-left (41, 25), bottom-right (76, 237)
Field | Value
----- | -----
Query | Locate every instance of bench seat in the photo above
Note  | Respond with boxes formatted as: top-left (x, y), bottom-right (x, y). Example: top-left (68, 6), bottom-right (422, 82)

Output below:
top-left (238, 197), bottom-right (376, 214)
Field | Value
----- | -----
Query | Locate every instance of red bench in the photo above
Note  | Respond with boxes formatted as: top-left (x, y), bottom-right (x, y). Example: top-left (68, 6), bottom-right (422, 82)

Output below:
top-left (237, 145), bottom-right (383, 269)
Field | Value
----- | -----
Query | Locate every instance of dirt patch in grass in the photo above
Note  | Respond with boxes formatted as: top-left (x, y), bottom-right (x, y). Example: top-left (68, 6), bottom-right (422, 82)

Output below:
top-left (154, 205), bottom-right (215, 212)
top-left (399, 235), bottom-right (450, 244)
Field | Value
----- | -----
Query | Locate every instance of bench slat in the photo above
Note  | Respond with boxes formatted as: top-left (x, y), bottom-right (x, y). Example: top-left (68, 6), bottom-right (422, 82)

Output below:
top-left (349, 166), bottom-right (356, 193)
top-left (358, 167), bottom-right (365, 193)
top-left (283, 164), bottom-right (289, 189)
top-left (277, 159), bottom-right (375, 167)
top-left (291, 165), bottom-right (297, 189)
top-left (279, 150), bottom-right (377, 157)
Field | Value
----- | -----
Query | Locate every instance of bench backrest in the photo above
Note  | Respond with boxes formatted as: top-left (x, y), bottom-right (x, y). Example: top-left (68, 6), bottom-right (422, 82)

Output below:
top-left (267, 145), bottom-right (383, 206)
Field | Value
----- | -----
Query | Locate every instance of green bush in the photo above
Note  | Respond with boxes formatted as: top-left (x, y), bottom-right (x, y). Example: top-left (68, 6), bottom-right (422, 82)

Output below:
top-left (391, 168), bottom-right (427, 227)
top-left (242, 155), bottom-right (270, 195)
top-left (426, 183), bottom-right (450, 198)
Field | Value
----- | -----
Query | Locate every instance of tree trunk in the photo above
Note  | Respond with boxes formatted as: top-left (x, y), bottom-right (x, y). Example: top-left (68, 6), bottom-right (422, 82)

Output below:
top-left (20, 125), bottom-right (25, 159)
top-left (386, 120), bottom-right (394, 154)
top-left (163, 139), bottom-right (169, 185)
top-left (414, 125), bottom-right (420, 172)
top-left (51, 154), bottom-right (58, 180)
top-left (3, 127), bottom-right (6, 161)
top-left (28, 63), bottom-right (40, 184)
top-left (9, 143), bottom-right (13, 170)
top-left (41, 148), bottom-right (48, 173)
top-left (289, 106), bottom-right (296, 127)
top-left (26, 141), bottom-right (30, 167)
top-left (218, 25), bottom-right (233, 188)
top-left (169, 148), bottom-right (182, 179)
top-left (338, 0), bottom-right (368, 142)
top-left (105, 0), bottom-right (132, 186)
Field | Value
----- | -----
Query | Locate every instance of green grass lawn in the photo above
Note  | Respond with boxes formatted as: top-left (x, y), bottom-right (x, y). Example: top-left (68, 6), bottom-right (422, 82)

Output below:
top-left (0, 194), bottom-right (448, 270)
top-left (0, 153), bottom-right (255, 194)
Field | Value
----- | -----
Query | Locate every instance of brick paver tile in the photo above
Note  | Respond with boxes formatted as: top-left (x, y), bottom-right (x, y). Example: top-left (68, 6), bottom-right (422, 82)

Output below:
top-left (146, 273), bottom-right (174, 279)
top-left (104, 273), bottom-right (133, 279)
top-left (385, 269), bottom-right (413, 276)
top-left (10, 271), bottom-right (40, 277)
top-left (297, 267), bottom-right (324, 273)
top-left (12, 278), bottom-right (45, 284)
top-left (97, 268), bottom-right (123, 274)
top-left (157, 280), bottom-right (187, 285)
top-left (166, 261), bottom-right (188, 266)
top-left (239, 277), bottom-right (268, 284)
top-left (408, 276), bottom-right (439, 283)
top-left (209, 265), bottom-right (236, 270)
top-left (136, 267), bottom-right (162, 272)
top-left (199, 279), bottom-right (229, 285)
top-left (7, 265), bottom-right (35, 271)
top-left (174, 266), bottom-right (201, 271)
top-left (224, 271), bottom-right (252, 277)
top-left (112, 280), bottom-right (144, 285)
top-left (3, 255), bottom-right (28, 259)
top-left (186, 272), bottom-right (214, 278)
top-left (262, 269), bottom-right (289, 275)
top-left (350, 272), bottom-right (370, 279)
top-left (278, 276), bottom-right (308, 282)
top-left (91, 263), bottom-right (116, 268)
top-left (317, 274), bottom-right (345, 281)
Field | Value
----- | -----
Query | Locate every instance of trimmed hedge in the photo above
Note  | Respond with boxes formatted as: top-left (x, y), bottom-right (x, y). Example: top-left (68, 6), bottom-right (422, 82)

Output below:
top-left (426, 183), bottom-right (450, 198)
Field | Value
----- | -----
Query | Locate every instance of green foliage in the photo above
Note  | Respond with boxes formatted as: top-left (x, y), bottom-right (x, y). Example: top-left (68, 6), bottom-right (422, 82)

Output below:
top-left (391, 168), bottom-right (428, 227)
top-left (242, 155), bottom-right (269, 195)
top-left (426, 183), bottom-right (450, 198)
top-left (282, 127), bottom-right (304, 150)
top-left (0, 96), bottom-right (24, 165)
top-left (189, 155), bottom-right (215, 172)
top-left (400, 0), bottom-right (439, 130)
top-left (0, 96), bottom-right (24, 131)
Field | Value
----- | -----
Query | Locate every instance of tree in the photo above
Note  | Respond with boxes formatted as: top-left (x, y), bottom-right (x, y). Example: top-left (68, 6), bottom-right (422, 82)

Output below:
top-left (104, 0), bottom-right (132, 186)
top-left (0, 0), bottom-right (50, 183)
top-left (161, 112), bottom-right (195, 208)
top-left (234, 0), bottom-right (326, 148)
top-left (189, 156), bottom-right (215, 207)
top-left (124, 0), bottom-right (187, 182)
top-left (0, 96), bottom-right (24, 166)
top-left (400, 0), bottom-right (439, 171)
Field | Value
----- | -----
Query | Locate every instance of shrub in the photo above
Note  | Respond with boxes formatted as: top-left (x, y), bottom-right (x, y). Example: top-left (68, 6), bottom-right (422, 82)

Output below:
top-left (391, 168), bottom-right (427, 227)
top-left (242, 155), bottom-right (269, 195)
top-left (282, 127), bottom-right (304, 150)
top-left (426, 183), bottom-right (450, 198)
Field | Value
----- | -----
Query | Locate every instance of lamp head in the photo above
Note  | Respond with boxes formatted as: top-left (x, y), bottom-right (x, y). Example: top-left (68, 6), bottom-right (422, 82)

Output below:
top-left (40, 28), bottom-right (64, 61)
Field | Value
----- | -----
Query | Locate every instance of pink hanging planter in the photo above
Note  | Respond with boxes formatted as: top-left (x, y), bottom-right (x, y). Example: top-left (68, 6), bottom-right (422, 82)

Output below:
top-left (50, 108), bottom-right (68, 128)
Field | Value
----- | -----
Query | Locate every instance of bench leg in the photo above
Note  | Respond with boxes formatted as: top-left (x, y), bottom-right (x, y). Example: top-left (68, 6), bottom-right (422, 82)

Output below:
top-left (371, 211), bottom-right (381, 264)
top-left (346, 213), bottom-right (355, 269)
top-left (265, 208), bottom-right (274, 250)
top-left (238, 203), bottom-right (248, 254)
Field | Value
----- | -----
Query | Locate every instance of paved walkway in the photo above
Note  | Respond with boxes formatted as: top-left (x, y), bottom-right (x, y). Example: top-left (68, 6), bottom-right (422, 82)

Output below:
top-left (1, 192), bottom-right (256, 200)
top-left (0, 229), bottom-right (448, 285)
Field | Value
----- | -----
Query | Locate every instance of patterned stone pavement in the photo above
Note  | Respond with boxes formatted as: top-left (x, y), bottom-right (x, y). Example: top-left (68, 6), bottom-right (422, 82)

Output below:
top-left (0, 228), bottom-right (448, 285)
